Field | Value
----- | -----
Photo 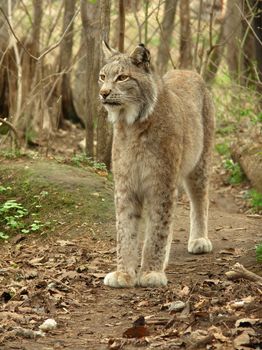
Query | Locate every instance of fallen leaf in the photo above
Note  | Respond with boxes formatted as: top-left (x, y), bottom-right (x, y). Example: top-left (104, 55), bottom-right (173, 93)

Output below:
top-left (179, 285), bottom-right (190, 297)
top-left (1, 291), bottom-right (12, 303)
top-left (123, 325), bottom-right (150, 338)
top-left (91, 272), bottom-right (106, 279)
top-left (137, 300), bottom-right (149, 307)
top-left (15, 327), bottom-right (45, 339)
top-left (235, 318), bottom-right (260, 328)
top-left (133, 315), bottom-right (146, 327)
top-left (233, 332), bottom-right (250, 348)
top-left (219, 248), bottom-right (236, 255)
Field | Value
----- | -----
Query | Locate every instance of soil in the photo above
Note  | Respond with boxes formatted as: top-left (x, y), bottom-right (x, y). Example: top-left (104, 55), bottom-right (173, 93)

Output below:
top-left (0, 155), bottom-right (261, 350)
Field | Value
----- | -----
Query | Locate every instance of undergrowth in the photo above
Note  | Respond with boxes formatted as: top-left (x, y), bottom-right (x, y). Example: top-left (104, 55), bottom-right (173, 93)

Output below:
top-left (0, 186), bottom-right (52, 241)
top-left (256, 244), bottom-right (262, 263)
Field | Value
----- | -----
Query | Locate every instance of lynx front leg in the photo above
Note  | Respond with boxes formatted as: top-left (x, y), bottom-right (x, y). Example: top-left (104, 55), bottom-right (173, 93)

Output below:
top-left (185, 163), bottom-right (212, 254)
top-left (104, 192), bottom-right (141, 288)
top-left (138, 189), bottom-right (174, 287)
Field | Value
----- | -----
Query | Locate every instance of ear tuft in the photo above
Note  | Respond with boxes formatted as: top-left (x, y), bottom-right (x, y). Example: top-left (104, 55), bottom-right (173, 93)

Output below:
top-left (129, 44), bottom-right (151, 67)
top-left (102, 41), bottom-right (118, 60)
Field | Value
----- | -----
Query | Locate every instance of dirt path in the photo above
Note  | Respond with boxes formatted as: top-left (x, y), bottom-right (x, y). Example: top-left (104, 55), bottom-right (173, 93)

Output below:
top-left (0, 159), bottom-right (261, 350)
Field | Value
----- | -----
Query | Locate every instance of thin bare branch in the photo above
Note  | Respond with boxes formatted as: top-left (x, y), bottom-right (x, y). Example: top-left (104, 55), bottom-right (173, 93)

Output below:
top-left (236, 3), bottom-right (262, 46)
top-left (0, 117), bottom-right (21, 147)
top-left (0, 6), bottom-right (80, 62)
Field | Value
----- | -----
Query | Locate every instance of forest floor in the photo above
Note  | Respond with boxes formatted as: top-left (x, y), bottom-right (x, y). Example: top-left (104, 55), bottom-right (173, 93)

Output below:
top-left (0, 134), bottom-right (261, 349)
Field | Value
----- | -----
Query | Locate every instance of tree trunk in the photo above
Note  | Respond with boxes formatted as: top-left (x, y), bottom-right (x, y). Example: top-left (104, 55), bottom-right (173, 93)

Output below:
top-left (252, 0), bottom-right (262, 97)
top-left (59, 0), bottom-right (82, 128)
top-left (96, 0), bottom-right (112, 169)
top-left (118, 0), bottom-right (125, 52)
top-left (80, 0), bottom-right (100, 158)
top-left (21, 0), bottom-right (43, 134)
top-left (224, 0), bottom-right (244, 82)
top-left (179, 0), bottom-right (193, 69)
top-left (0, 1), bottom-right (10, 118)
top-left (156, 0), bottom-right (178, 75)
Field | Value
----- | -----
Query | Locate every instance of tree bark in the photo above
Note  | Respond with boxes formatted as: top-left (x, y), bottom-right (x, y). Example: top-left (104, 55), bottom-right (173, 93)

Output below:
top-left (80, 0), bottom-right (100, 158)
top-left (118, 0), bottom-right (125, 52)
top-left (252, 0), bottom-right (262, 97)
top-left (156, 0), bottom-right (178, 75)
top-left (224, 0), bottom-right (244, 82)
top-left (59, 0), bottom-right (82, 127)
top-left (179, 0), bottom-right (193, 69)
top-left (0, 1), bottom-right (10, 118)
top-left (96, 0), bottom-right (112, 169)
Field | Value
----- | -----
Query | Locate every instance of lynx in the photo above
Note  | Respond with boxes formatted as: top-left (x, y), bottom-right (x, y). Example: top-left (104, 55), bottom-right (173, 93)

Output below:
top-left (99, 43), bottom-right (215, 288)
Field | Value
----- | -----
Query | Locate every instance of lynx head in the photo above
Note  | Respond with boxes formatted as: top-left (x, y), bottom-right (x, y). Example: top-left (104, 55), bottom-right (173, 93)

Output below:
top-left (99, 42), bottom-right (158, 125)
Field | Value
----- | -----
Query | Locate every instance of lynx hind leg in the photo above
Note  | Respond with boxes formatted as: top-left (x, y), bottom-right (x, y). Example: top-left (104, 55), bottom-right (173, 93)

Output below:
top-left (186, 90), bottom-right (214, 254)
top-left (185, 165), bottom-right (212, 254)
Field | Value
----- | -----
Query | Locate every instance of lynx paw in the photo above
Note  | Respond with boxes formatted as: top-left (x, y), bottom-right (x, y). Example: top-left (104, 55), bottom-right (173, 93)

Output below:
top-left (138, 271), bottom-right (167, 287)
top-left (104, 271), bottom-right (136, 288)
top-left (188, 238), bottom-right (212, 254)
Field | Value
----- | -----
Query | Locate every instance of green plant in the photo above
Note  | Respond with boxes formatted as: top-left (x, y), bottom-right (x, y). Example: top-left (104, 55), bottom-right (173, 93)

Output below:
top-left (248, 189), bottom-right (262, 210)
top-left (216, 124), bottom-right (236, 136)
top-left (21, 220), bottom-right (45, 234)
top-left (0, 149), bottom-right (21, 159)
top-left (223, 159), bottom-right (246, 185)
top-left (0, 232), bottom-right (9, 240)
top-left (215, 143), bottom-right (230, 156)
top-left (256, 243), bottom-right (262, 263)
top-left (0, 186), bottom-right (12, 193)
top-left (0, 199), bottom-right (28, 229)
top-left (71, 153), bottom-right (107, 171)
top-left (0, 193), bottom-right (52, 240)
top-left (251, 112), bottom-right (262, 125)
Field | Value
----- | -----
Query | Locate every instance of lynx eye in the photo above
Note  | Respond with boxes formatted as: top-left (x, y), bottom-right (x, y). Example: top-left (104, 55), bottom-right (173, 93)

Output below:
top-left (99, 74), bottom-right (105, 81)
top-left (116, 75), bottom-right (129, 82)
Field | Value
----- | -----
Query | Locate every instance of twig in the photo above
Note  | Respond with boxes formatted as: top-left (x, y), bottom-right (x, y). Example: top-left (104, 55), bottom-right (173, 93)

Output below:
top-left (225, 263), bottom-right (262, 286)
top-left (0, 117), bottom-right (21, 147)
top-left (146, 318), bottom-right (170, 326)
top-left (50, 277), bottom-right (82, 297)
top-left (236, 3), bottom-right (262, 47)
top-left (132, 2), bottom-right (142, 43)
top-left (0, 6), bottom-right (80, 62)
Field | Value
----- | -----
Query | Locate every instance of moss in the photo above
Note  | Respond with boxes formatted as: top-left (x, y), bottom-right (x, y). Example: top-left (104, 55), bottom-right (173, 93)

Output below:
top-left (0, 160), bottom-right (115, 240)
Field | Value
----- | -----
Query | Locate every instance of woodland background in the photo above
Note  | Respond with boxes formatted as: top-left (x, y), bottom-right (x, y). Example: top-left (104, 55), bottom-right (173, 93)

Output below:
top-left (0, 2), bottom-right (262, 348)
top-left (0, 0), bottom-right (261, 192)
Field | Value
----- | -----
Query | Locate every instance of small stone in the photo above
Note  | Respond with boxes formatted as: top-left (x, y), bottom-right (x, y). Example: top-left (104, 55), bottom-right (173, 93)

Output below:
top-left (168, 300), bottom-right (186, 312)
top-left (39, 319), bottom-right (57, 331)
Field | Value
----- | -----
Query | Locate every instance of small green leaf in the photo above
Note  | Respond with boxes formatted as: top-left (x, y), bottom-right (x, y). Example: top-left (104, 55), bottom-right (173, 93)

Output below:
top-left (0, 232), bottom-right (9, 240)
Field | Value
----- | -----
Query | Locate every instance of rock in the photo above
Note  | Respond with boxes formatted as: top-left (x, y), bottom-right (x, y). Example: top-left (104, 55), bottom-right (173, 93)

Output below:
top-left (39, 319), bottom-right (57, 331)
top-left (231, 125), bottom-right (262, 192)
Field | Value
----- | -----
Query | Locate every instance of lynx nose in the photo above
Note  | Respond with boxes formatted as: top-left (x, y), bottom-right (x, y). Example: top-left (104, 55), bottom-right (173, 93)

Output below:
top-left (100, 89), bottom-right (111, 99)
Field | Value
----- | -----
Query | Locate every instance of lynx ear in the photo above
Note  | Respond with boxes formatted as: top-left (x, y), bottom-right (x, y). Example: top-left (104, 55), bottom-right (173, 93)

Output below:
top-left (102, 41), bottom-right (118, 60)
top-left (129, 43), bottom-right (151, 66)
